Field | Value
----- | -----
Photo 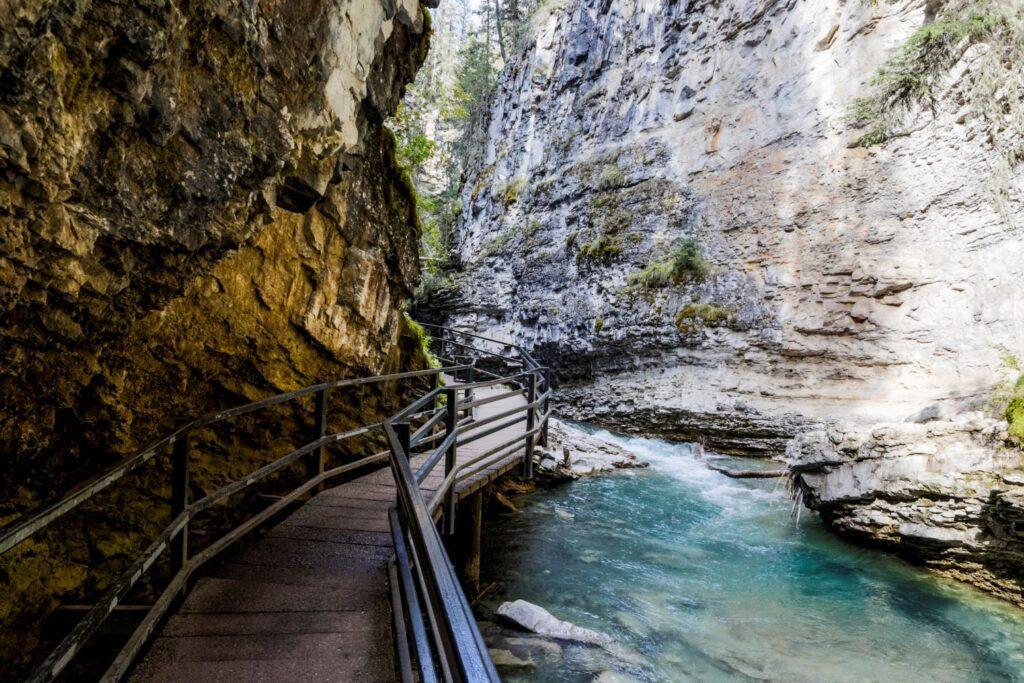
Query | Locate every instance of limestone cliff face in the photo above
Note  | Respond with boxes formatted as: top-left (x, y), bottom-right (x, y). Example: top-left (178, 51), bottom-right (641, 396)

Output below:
top-left (0, 0), bottom-right (432, 669)
top-left (443, 0), bottom-right (1023, 451)
top-left (439, 0), bottom-right (1024, 600)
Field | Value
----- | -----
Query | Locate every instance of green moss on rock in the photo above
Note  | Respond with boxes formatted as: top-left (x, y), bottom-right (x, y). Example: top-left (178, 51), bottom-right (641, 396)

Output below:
top-left (1005, 375), bottom-right (1024, 443)
top-left (576, 233), bottom-right (622, 264)
top-left (629, 238), bottom-right (710, 289)
top-left (675, 303), bottom-right (733, 335)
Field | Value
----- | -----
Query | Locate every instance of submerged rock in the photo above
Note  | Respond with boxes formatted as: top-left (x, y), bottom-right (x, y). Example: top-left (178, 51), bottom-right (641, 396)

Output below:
top-left (496, 599), bottom-right (647, 668)
top-left (488, 648), bottom-right (536, 671)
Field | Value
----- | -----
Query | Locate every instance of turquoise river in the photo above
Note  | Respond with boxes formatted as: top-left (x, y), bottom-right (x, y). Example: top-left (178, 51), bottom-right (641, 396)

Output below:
top-left (477, 428), bottom-right (1024, 682)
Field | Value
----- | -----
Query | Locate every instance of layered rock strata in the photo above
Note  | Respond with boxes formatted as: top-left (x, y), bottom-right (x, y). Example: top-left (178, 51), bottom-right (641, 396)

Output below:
top-left (436, 0), bottom-right (1024, 600)
top-left (439, 0), bottom-right (1023, 453)
top-left (787, 415), bottom-right (1024, 605)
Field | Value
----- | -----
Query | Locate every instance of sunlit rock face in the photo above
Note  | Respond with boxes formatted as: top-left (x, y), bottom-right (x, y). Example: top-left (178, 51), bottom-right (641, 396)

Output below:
top-left (0, 0), bottom-right (430, 669)
top-left (441, 0), bottom-right (1024, 598)
top-left (443, 0), bottom-right (1023, 453)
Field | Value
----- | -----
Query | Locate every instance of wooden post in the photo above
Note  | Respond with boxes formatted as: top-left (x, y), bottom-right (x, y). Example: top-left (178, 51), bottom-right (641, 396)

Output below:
top-left (465, 363), bottom-right (475, 420)
top-left (540, 368), bottom-right (550, 449)
top-left (395, 421), bottom-right (411, 461)
top-left (456, 491), bottom-right (484, 596)
top-left (523, 373), bottom-right (536, 479)
top-left (171, 433), bottom-right (190, 575)
top-left (443, 387), bottom-right (458, 535)
top-left (308, 388), bottom-right (328, 491)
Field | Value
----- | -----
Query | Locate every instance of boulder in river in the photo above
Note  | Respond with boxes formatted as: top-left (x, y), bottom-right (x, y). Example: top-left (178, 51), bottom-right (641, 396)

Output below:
top-left (497, 600), bottom-right (614, 647)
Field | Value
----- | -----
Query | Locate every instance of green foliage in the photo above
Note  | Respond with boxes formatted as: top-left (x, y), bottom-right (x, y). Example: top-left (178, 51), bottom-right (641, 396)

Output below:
top-left (1005, 375), bottom-right (1024, 443)
top-left (391, 104), bottom-right (437, 174)
top-left (497, 177), bottom-right (526, 206)
top-left (523, 218), bottom-right (542, 249)
top-left (674, 303), bottom-right (733, 335)
top-left (593, 316), bottom-right (604, 333)
top-left (628, 238), bottom-right (710, 289)
top-left (991, 351), bottom-right (1024, 445)
top-left (480, 230), bottom-right (513, 258)
top-left (848, 0), bottom-right (1023, 147)
top-left (596, 164), bottom-right (625, 190)
top-left (447, 38), bottom-right (499, 170)
top-left (576, 233), bottom-right (622, 265)
top-left (403, 314), bottom-right (441, 369)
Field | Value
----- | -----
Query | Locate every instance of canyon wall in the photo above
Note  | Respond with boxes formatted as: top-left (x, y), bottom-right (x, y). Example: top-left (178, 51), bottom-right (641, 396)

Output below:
top-left (439, 0), bottom-right (1024, 602)
top-left (0, 0), bottom-right (433, 670)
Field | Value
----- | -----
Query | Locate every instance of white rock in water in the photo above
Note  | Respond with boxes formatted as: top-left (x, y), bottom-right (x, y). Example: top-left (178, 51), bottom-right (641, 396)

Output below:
top-left (496, 600), bottom-right (613, 647)
top-left (535, 419), bottom-right (648, 480)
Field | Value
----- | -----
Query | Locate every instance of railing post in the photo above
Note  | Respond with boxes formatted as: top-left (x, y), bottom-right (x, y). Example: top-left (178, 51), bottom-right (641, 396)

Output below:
top-left (395, 421), bottom-right (411, 461)
top-left (540, 368), bottom-right (550, 449)
top-left (443, 387), bottom-right (458, 535)
top-left (308, 388), bottom-right (328, 492)
top-left (524, 373), bottom-right (536, 479)
top-left (171, 432), bottom-right (190, 575)
top-left (428, 372), bottom-right (440, 440)
top-left (465, 362), bottom-right (475, 420)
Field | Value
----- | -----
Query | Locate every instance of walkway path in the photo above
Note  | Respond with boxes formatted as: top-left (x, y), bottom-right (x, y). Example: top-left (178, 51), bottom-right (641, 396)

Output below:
top-left (130, 380), bottom-right (528, 681)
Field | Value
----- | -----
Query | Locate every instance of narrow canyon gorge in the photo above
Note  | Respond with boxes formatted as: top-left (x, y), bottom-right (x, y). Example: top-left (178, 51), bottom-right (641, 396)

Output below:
top-left (2, 0), bottom-right (1023, 679)
top-left (432, 0), bottom-right (1024, 605)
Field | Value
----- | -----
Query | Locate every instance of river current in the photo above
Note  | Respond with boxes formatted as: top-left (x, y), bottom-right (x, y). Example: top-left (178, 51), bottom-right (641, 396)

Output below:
top-left (478, 428), bottom-right (1024, 682)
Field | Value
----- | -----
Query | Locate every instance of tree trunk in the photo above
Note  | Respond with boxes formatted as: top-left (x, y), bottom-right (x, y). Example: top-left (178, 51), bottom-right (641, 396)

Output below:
top-left (493, 0), bottom-right (508, 61)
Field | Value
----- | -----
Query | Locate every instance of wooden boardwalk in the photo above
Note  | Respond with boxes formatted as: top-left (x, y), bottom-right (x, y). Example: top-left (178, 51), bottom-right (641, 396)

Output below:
top-left (131, 381), bottom-right (527, 682)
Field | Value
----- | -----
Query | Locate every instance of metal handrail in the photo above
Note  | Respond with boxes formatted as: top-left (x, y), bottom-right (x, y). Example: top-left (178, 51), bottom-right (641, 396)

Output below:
top-left (0, 363), bottom-right (472, 555)
top-left (3, 322), bottom-right (551, 683)
top-left (418, 322), bottom-right (544, 371)
top-left (384, 327), bottom-right (551, 682)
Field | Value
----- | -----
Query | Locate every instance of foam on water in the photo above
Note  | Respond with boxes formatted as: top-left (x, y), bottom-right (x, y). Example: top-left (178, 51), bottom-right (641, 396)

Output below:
top-left (479, 427), bottom-right (1024, 683)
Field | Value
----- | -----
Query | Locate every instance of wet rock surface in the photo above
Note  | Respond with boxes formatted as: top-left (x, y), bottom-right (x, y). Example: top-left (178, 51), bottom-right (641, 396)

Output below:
top-left (787, 414), bottom-right (1024, 605)
top-left (535, 418), bottom-right (647, 479)
top-left (497, 599), bottom-right (615, 647)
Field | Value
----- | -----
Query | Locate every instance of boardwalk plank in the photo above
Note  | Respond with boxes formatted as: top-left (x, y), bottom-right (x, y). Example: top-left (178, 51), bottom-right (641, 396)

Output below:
top-left (132, 380), bottom-right (529, 682)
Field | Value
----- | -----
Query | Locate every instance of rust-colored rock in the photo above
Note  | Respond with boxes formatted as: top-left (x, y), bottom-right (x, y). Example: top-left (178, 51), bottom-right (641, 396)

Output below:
top-left (0, 0), bottom-right (433, 673)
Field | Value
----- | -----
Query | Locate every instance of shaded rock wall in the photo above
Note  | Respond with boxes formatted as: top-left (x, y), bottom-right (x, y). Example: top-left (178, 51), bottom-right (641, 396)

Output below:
top-left (440, 0), bottom-right (1024, 455)
top-left (0, 0), bottom-right (433, 672)
top-left (0, 0), bottom-right (428, 494)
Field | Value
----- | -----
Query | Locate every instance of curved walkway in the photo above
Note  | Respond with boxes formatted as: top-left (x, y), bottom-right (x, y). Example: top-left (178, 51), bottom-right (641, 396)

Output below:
top-left (131, 380), bottom-right (527, 682)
